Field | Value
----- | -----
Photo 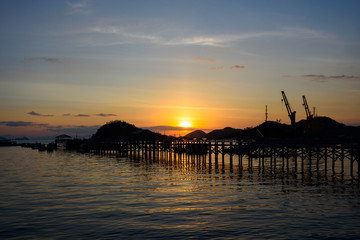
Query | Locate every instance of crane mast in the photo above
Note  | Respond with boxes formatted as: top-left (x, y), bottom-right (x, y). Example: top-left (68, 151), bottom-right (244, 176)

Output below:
top-left (302, 95), bottom-right (313, 120)
top-left (281, 91), bottom-right (296, 126)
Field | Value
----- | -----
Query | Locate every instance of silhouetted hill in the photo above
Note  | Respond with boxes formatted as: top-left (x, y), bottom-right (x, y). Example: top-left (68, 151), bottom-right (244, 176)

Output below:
top-left (254, 121), bottom-right (292, 138)
top-left (90, 117), bottom-right (358, 142)
top-left (183, 130), bottom-right (207, 139)
top-left (15, 137), bottom-right (30, 140)
top-left (182, 117), bottom-right (359, 141)
top-left (0, 136), bottom-right (8, 141)
top-left (92, 120), bottom-right (168, 141)
top-left (207, 127), bottom-right (243, 139)
top-left (298, 116), bottom-right (360, 140)
top-left (253, 117), bottom-right (359, 140)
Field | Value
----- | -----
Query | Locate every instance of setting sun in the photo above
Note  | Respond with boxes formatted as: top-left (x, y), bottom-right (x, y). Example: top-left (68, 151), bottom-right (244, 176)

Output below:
top-left (179, 121), bottom-right (192, 128)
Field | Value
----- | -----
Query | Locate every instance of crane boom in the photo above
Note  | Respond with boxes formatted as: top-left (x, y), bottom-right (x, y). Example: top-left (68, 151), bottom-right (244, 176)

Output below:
top-left (281, 91), bottom-right (296, 125)
top-left (302, 95), bottom-right (313, 120)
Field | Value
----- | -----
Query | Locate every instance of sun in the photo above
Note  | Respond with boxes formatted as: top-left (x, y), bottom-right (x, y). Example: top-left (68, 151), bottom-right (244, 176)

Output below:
top-left (179, 121), bottom-right (192, 128)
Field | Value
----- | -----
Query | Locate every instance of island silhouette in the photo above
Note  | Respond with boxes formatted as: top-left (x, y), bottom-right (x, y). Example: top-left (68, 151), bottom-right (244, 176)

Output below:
top-left (88, 117), bottom-right (359, 142)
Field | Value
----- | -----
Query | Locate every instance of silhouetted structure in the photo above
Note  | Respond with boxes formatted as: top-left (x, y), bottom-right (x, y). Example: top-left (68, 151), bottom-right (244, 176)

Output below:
top-left (63, 138), bottom-right (359, 181)
top-left (281, 91), bottom-right (296, 126)
top-left (43, 119), bottom-right (360, 182)
top-left (302, 95), bottom-right (313, 120)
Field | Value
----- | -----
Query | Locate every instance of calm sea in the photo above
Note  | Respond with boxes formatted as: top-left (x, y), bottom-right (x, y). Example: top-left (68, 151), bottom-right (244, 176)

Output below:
top-left (0, 146), bottom-right (359, 239)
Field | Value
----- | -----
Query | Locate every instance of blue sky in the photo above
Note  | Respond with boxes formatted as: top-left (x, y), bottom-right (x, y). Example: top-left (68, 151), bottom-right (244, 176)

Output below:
top-left (0, 0), bottom-right (359, 137)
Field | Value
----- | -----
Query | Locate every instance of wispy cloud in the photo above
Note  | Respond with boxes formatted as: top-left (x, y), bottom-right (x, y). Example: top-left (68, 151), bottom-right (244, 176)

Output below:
top-left (0, 121), bottom-right (48, 127)
top-left (27, 111), bottom-right (53, 117)
top-left (204, 47), bottom-right (230, 51)
top-left (63, 113), bottom-right (116, 117)
top-left (300, 74), bottom-right (360, 83)
top-left (166, 36), bottom-right (227, 47)
top-left (67, 0), bottom-right (90, 15)
top-left (230, 65), bottom-right (245, 69)
top-left (191, 57), bottom-right (215, 63)
top-left (89, 26), bottom-right (160, 43)
top-left (47, 125), bottom-right (99, 134)
top-left (165, 27), bottom-right (331, 47)
top-left (26, 57), bottom-right (63, 63)
top-left (95, 113), bottom-right (117, 117)
top-left (85, 26), bottom-right (331, 47)
top-left (144, 126), bottom-right (195, 131)
top-left (210, 67), bottom-right (224, 70)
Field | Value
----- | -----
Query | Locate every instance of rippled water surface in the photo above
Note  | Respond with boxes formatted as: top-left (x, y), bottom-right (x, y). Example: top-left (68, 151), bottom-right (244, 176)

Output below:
top-left (1, 146), bottom-right (360, 239)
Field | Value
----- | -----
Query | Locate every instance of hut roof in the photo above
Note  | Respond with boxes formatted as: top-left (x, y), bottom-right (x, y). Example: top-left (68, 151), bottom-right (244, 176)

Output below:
top-left (55, 134), bottom-right (72, 139)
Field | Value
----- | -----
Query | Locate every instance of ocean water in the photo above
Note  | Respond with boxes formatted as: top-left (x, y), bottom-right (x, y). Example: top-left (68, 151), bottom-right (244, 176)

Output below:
top-left (0, 146), bottom-right (359, 239)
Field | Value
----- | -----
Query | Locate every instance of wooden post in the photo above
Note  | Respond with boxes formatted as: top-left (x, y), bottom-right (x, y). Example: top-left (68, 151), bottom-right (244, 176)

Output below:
top-left (358, 144), bottom-right (360, 179)
top-left (137, 141), bottom-right (141, 159)
top-left (145, 142), bottom-right (148, 160)
top-left (294, 145), bottom-right (298, 173)
top-left (316, 145), bottom-right (320, 176)
top-left (301, 146), bottom-right (304, 175)
top-left (309, 146), bottom-right (312, 173)
top-left (239, 142), bottom-right (242, 168)
top-left (270, 145), bottom-right (273, 171)
top-left (332, 145), bottom-right (336, 176)
top-left (350, 146), bottom-right (354, 179)
top-left (324, 147), bottom-right (328, 177)
top-left (286, 146), bottom-right (289, 173)
top-left (273, 145), bottom-right (277, 172)
top-left (341, 144), bottom-right (344, 174)
top-left (208, 141), bottom-right (212, 162)
top-left (221, 142), bottom-right (225, 167)
top-left (129, 141), bottom-right (133, 158)
top-left (282, 145), bottom-right (285, 172)
top-left (230, 141), bottom-right (233, 162)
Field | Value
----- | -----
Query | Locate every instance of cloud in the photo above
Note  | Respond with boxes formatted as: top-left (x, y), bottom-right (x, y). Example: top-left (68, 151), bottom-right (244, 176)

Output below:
top-left (85, 26), bottom-right (330, 47)
top-left (230, 65), bottom-right (245, 69)
top-left (204, 47), bottom-right (230, 51)
top-left (144, 126), bottom-right (195, 131)
top-left (210, 67), bottom-right (224, 70)
top-left (282, 75), bottom-right (292, 78)
top-left (26, 57), bottom-right (63, 63)
top-left (95, 113), bottom-right (117, 117)
top-left (63, 113), bottom-right (117, 117)
top-left (191, 57), bottom-right (215, 63)
top-left (47, 125), bottom-right (99, 135)
top-left (0, 121), bottom-right (48, 127)
top-left (165, 27), bottom-right (331, 47)
top-left (89, 26), bottom-right (160, 43)
top-left (27, 111), bottom-right (54, 117)
top-left (300, 74), bottom-right (360, 83)
top-left (67, 0), bottom-right (90, 15)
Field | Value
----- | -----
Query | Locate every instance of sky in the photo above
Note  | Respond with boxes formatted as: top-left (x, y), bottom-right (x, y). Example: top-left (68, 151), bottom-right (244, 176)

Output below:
top-left (0, 0), bottom-right (360, 138)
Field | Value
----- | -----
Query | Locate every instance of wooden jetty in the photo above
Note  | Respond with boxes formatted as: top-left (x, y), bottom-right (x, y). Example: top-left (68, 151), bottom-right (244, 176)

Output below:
top-left (65, 139), bottom-right (360, 180)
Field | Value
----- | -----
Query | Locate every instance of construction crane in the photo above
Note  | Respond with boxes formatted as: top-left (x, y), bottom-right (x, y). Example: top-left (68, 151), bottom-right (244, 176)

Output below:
top-left (281, 91), bottom-right (296, 126)
top-left (302, 95), bottom-right (313, 120)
